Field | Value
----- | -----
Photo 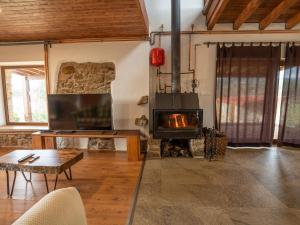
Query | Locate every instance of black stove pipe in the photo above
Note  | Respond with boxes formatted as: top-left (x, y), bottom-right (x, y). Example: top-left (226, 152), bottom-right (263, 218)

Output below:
top-left (171, 0), bottom-right (181, 93)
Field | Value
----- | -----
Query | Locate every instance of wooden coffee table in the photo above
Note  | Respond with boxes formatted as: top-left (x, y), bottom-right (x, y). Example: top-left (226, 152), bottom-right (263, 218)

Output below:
top-left (0, 150), bottom-right (83, 197)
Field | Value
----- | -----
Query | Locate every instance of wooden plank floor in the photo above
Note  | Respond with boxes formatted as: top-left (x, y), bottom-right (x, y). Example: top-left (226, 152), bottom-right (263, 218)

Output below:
top-left (0, 148), bottom-right (143, 225)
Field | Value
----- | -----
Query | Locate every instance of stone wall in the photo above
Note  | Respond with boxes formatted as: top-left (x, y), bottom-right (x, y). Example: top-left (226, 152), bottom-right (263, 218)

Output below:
top-left (147, 136), bottom-right (161, 159)
top-left (0, 133), bottom-right (32, 148)
top-left (189, 138), bottom-right (205, 158)
top-left (56, 62), bottom-right (116, 150)
top-left (57, 62), bottom-right (115, 94)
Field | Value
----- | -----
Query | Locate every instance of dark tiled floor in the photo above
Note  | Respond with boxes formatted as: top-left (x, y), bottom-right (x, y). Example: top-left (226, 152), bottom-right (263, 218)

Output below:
top-left (132, 147), bottom-right (300, 225)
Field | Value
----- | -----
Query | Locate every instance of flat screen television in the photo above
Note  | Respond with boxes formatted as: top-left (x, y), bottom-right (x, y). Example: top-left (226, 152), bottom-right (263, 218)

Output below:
top-left (48, 94), bottom-right (113, 131)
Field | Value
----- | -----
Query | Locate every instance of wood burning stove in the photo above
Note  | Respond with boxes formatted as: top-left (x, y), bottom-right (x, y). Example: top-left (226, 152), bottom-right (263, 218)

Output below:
top-left (152, 1), bottom-right (203, 140)
top-left (153, 93), bottom-right (203, 139)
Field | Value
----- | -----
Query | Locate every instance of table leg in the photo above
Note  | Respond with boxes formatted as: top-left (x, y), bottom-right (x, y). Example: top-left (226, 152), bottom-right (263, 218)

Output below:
top-left (44, 173), bottom-right (60, 193)
top-left (69, 168), bottom-right (72, 180)
top-left (10, 171), bottom-right (17, 197)
top-left (6, 170), bottom-right (17, 197)
top-left (64, 171), bottom-right (69, 180)
top-left (44, 174), bottom-right (49, 193)
top-left (64, 168), bottom-right (72, 180)
top-left (54, 174), bottom-right (59, 190)
top-left (6, 170), bottom-right (9, 196)
top-left (21, 171), bottom-right (32, 182)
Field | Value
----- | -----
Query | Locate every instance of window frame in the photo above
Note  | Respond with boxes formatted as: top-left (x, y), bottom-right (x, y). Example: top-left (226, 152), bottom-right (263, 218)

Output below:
top-left (1, 65), bottom-right (49, 126)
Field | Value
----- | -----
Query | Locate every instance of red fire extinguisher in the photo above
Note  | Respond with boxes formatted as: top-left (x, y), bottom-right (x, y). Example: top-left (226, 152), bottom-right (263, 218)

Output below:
top-left (150, 48), bottom-right (165, 66)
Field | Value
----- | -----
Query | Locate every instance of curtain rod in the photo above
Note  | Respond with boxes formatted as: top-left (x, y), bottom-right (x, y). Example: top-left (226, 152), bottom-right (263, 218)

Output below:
top-left (0, 41), bottom-right (56, 47)
top-left (203, 41), bottom-right (300, 47)
top-left (149, 29), bottom-right (300, 45)
top-left (0, 36), bottom-right (149, 47)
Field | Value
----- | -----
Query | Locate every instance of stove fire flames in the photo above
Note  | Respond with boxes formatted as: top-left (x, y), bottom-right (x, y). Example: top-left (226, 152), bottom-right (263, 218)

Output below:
top-left (166, 113), bottom-right (187, 128)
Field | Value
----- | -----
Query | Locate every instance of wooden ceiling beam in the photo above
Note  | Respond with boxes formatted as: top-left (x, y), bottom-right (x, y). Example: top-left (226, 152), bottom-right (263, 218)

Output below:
top-left (259, 0), bottom-right (298, 30)
top-left (233, 0), bottom-right (263, 30)
top-left (286, 12), bottom-right (300, 29)
top-left (206, 0), bottom-right (230, 30)
top-left (202, 0), bottom-right (213, 15)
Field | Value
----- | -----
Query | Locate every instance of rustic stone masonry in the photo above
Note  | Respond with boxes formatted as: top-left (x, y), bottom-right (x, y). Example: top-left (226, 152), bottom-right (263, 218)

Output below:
top-left (87, 138), bottom-right (116, 151)
top-left (57, 62), bottom-right (116, 150)
top-left (0, 134), bottom-right (32, 148)
top-left (189, 138), bottom-right (205, 158)
top-left (147, 136), bottom-right (161, 159)
top-left (57, 62), bottom-right (115, 94)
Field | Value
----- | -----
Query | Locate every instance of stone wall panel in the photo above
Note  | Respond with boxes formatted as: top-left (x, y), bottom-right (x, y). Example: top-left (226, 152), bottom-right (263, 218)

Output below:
top-left (56, 62), bottom-right (116, 151)
top-left (0, 134), bottom-right (32, 148)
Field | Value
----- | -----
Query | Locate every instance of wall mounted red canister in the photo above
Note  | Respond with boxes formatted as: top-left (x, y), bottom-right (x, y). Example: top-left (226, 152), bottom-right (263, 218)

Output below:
top-left (150, 48), bottom-right (165, 67)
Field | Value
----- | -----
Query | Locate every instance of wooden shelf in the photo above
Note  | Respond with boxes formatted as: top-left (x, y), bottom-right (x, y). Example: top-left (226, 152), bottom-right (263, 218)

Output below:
top-left (32, 130), bottom-right (142, 162)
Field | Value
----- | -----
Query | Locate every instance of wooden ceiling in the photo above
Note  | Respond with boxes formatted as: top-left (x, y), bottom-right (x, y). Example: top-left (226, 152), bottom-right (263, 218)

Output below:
top-left (203, 0), bottom-right (300, 30)
top-left (0, 0), bottom-right (148, 42)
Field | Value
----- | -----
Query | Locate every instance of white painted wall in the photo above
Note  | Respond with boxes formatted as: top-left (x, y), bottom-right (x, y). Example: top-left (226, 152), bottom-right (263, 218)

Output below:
top-left (48, 41), bottom-right (149, 149)
top-left (0, 45), bottom-right (44, 63)
top-left (0, 42), bottom-right (149, 150)
top-left (0, 45), bottom-right (44, 125)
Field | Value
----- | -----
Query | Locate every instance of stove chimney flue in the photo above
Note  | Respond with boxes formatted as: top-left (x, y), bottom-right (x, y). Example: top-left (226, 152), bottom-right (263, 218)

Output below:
top-left (171, 0), bottom-right (181, 93)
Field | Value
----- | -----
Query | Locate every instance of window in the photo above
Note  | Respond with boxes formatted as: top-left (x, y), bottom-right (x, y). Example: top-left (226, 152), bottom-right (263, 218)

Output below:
top-left (273, 67), bottom-right (285, 140)
top-left (1, 66), bottom-right (48, 125)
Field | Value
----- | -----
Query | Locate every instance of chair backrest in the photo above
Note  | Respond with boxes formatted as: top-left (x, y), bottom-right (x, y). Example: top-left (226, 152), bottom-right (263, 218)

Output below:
top-left (13, 187), bottom-right (87, 225)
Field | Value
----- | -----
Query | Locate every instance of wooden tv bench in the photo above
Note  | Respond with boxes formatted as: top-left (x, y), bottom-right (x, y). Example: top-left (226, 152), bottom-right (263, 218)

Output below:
top-left (31, 130), bottom-right (141, 161)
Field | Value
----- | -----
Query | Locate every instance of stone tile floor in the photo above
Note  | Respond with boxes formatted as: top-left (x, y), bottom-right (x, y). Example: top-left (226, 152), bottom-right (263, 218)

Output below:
top-left (132, 147), bottom-right (300, 225)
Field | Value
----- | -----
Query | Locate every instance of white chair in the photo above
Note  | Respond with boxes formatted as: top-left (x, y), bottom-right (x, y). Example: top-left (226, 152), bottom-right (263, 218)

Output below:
top-left (13, 187), bottom-right (87, 225)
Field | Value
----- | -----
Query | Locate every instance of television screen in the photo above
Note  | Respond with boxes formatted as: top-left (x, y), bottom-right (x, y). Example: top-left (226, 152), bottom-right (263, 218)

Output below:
top-left (48, 94), bottom-right (112, 131)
